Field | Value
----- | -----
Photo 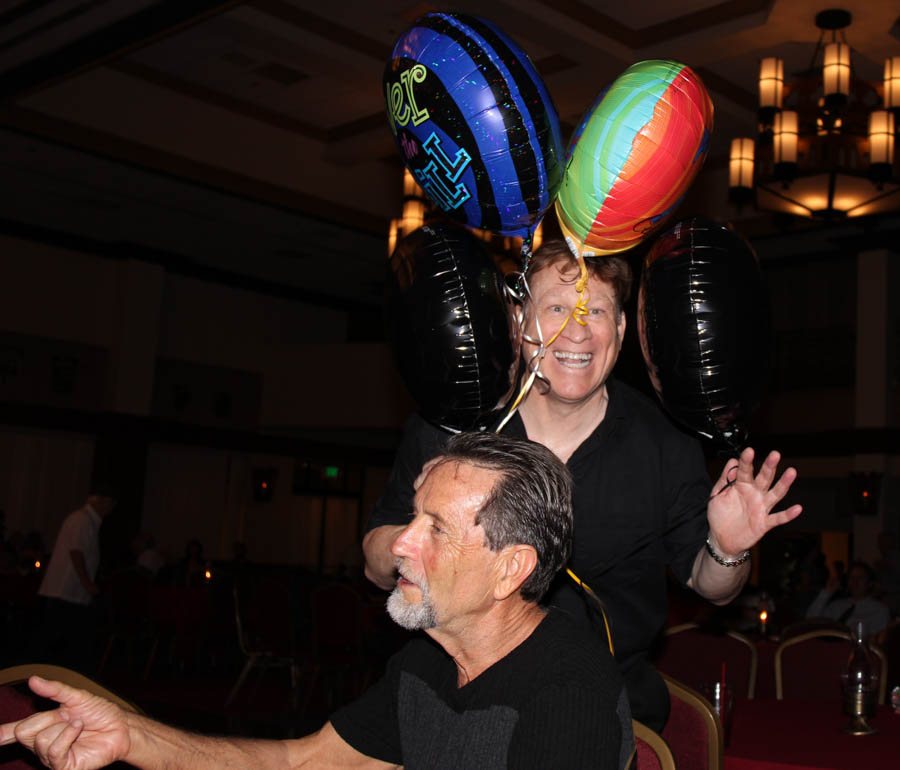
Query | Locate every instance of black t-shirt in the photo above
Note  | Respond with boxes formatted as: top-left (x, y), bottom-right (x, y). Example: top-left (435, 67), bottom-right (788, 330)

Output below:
top-left (331, 609), bottom-right (633, 769)
top-left (366, 378), bottom-right (710, 729)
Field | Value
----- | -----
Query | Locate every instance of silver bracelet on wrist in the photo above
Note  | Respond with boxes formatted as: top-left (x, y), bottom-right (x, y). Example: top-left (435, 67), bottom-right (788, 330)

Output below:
top-left (705, 536), bottom-right (751, 568)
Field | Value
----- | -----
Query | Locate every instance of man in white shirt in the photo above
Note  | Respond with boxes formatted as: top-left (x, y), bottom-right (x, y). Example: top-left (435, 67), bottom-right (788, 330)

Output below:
top-left (806, 560), bottom-right (891, 637)
top-left (36, 485), bottom-right (117, 670)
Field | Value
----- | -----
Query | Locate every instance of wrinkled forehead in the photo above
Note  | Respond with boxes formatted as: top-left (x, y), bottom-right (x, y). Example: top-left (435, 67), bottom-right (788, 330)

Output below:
top-left (416, 459), bottom-right (498, 526)
top-left (525, 264), bottom-right (617, 305)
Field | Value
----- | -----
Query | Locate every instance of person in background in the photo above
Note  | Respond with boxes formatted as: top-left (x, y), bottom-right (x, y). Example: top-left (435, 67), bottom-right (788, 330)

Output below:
top-left (874, 529), bottom-right (900, 616)
top-left (806, 560), bottom-right (890, 637)
top-left (35, 484), bottom-right (117, 671)
top-left (833, 560), bottom-right (847, 593)
top-left (1, 432), bottom-right (632, 770)
top-left (363, 240), bottom-right (802, 730)
top-left (132, 532), bottom-right (166, 579)
top-left (170, 538), bottom-right (206, 588)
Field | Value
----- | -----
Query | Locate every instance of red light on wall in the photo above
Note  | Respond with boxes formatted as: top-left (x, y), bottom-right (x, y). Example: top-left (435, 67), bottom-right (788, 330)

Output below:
top-left (849, 472), bottom-right (881, 515)
top-left (252, 468), bottom-right (277, 502)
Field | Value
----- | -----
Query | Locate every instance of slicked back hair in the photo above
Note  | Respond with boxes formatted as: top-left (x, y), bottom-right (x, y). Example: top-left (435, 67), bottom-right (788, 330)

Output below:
top-left (439, 431), bottom-right (573, 602)
top-left (528, 239), bottom-right (633, 317)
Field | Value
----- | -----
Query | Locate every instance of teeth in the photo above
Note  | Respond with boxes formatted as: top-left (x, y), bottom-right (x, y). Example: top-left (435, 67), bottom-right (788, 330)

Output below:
top-left (554, 351), bottom-right (591, 369)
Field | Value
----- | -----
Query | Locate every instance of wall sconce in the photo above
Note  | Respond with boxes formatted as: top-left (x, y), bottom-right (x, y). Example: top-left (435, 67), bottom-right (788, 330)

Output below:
top-left (531, 222), bottom-right (543, 252)
top-left (868, 110), bottom-right (895, 182)
top-left (758, 57), bottom-right (784, 125)
top-left (401, 198), bottom-right (426, 233)
top-left (728, 137), bottom-right (755, 204)
top-left (388, 219), bottom-right (400, 256)
top-left (389, 169), bottom-right (428, 255)
top-left (884, 56), bottom-right (900, 111)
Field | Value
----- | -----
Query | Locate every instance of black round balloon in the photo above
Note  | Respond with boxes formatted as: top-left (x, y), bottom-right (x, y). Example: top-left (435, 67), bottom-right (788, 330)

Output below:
top-left (386, 221), bottom-right (517, 431)
top-left (637, 217), bottom-right (771, 450)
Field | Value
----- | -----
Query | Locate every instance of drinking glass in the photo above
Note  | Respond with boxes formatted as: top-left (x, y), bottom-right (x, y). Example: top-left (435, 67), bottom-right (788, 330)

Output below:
top-left (700, 682), bottom-right (734, 745)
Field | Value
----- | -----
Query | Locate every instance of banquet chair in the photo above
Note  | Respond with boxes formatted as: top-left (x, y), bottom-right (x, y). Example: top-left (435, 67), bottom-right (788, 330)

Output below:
top-left (97, 568), bottom-right (154, 676)
top-left (778, 617), bottom-right (848, 641)
top-left (632, 720), bottom-right (676, 770)
top-left (144, 585), bottom-right (210, 678)
top-left (226, 572), bottom-right (305, 708)
top-left (302, 582), bottom-right (368, 714)
top-left (0, 665), bottom-right (142, 770)
top-left (654, 622), bottom-right (758, 699)
top-left (881, 619), bottom-right (900, 696)
top-left (0, 663), bottom-right (143, 713)
top-left (775, 629), bottom-right (888, 703)
top-left (660, 674), bottom-right (723, 770)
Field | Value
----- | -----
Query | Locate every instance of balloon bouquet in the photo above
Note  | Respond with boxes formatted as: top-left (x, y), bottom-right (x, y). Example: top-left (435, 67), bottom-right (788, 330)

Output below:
top-left (383, 12), bottom-right (770, 451)
top-left (383, 12), bottom-right (561, 431)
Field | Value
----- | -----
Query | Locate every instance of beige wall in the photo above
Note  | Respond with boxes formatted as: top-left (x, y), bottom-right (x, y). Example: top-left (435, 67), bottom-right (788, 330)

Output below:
top-left (0, 235), bottom-right (119, 347)
top-left (142, 442), bottom-right (380, 569)
top-left (0, 234), bottom-right (413, 429)
top-left (0, 426), bottom-right (95, 550)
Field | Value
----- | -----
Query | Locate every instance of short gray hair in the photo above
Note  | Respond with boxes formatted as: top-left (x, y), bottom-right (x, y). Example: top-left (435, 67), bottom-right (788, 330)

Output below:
top-left (439, 431), bottom-right (573, 602)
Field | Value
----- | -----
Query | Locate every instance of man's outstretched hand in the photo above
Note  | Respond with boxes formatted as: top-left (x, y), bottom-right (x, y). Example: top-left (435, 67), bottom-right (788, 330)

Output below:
top-left (707, 447), bottom-right (803, 557)
top-left (0, 676), bottom-right (131, 770)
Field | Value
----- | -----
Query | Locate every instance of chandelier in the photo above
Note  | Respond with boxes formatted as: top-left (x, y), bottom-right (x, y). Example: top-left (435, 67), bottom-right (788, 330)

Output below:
top-left (729, 9), bottom-right (900, 220)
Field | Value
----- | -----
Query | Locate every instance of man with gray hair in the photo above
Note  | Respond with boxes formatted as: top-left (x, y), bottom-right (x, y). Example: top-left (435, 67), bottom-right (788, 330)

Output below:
top-left (2, 432), bottom-right (631, 769)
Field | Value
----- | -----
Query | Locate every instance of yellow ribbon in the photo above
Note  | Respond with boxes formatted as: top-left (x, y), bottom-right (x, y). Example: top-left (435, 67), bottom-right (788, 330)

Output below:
top-left (566, 567), bottom-right (615, 655)
top-left (496, 256), bottom-right (612, 655)
top-left (495, 257), bottom-right (593, 432)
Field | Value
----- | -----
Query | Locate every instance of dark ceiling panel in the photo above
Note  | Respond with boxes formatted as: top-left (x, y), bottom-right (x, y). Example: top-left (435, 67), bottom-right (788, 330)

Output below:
top-left (0, 1), bottom-right (58, 30)
top-left (0, 0), bottom-right (241, 101)
top-left (248, 0), bottom-right (388, 61)
top-left (0, 105), bottom-right (389, 235)
top-left (537, 0), bottom-right (770, 49)
top-left (110, 59), bottom-right (329, 141)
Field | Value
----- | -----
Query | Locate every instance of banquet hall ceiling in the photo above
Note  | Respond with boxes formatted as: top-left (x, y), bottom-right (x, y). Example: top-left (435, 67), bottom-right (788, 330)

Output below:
top-left (1, 0), bottom-right (899, 308)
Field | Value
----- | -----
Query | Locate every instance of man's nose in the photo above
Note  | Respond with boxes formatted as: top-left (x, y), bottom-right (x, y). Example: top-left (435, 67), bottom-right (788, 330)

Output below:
top-left (391, 521), bottom-right (420, 558)
top-left (562, 313), bottom-right (592, 343)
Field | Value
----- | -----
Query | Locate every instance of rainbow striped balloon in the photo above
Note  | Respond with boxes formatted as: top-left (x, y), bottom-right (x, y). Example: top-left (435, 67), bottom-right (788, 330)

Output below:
top-left (556, 60), bottom-right (713, 256)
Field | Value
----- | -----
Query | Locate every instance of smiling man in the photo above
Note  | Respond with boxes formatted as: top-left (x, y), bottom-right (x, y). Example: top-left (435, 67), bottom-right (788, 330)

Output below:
top-left (1, 432), bottom-right (632, 770)
top-left (364, 240), bottom-right (802, 731)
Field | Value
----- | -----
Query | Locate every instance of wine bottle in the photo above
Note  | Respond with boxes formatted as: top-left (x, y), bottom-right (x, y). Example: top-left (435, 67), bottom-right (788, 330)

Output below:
top-left (841, 620), bottom-right (878, 734)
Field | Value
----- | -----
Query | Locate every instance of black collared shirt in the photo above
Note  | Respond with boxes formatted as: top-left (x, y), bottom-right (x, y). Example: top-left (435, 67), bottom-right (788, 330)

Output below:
top-left (367, 378), bottom-right (710, 729)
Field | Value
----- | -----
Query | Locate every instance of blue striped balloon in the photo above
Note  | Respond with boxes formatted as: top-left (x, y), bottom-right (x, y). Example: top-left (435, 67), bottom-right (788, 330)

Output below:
top-left (384, 13), bottom-right (563, 238)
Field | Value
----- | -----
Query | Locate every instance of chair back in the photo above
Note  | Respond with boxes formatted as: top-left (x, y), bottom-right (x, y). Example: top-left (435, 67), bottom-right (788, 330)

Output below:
top-left (882, 619), bottom-right (900, 695)
top-left (775, 629), bottom-right (888, 703)
top-left (0, 664), bottom-right (142, 713)
top-left (779, 617), bottom-right (849, 641)
top-left (632, 720), bottom-right (676, 770)
top-left (660, 674), bottom-right (723, 770)
top-left (233, 571), bottom-right (299, 657)
top-left (0, 681), bottom-right (42, 769)
top-left (310, 583), bottom-right (363, 653)
top-left (104, 568), bottom-right (153, 634)
top-left (654, 623), bottom-right (758, 698)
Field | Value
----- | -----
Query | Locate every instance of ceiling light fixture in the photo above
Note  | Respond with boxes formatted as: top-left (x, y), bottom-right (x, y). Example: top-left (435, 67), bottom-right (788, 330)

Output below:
top-left (729, 9), bottom-right (899, 221)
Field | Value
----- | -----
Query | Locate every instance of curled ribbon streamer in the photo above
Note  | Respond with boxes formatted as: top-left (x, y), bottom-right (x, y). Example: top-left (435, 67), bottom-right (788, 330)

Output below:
top-left (572, 256), bottom-right (591, 325)
top-left (497, 257), bottom-right (612, 654)
top-left (566, 567), bottom-right (614, 655)
top-left (494, 256), bottom-right (592, 432)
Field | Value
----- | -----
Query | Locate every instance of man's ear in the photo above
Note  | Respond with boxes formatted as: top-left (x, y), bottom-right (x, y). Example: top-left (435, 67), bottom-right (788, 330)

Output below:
top-left (493, 545), bottom-right (538, 601)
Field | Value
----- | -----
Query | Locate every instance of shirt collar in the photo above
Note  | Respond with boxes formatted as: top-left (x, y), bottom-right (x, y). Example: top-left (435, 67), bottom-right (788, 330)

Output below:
top-left (84, 504), bottom-right (102, 525)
